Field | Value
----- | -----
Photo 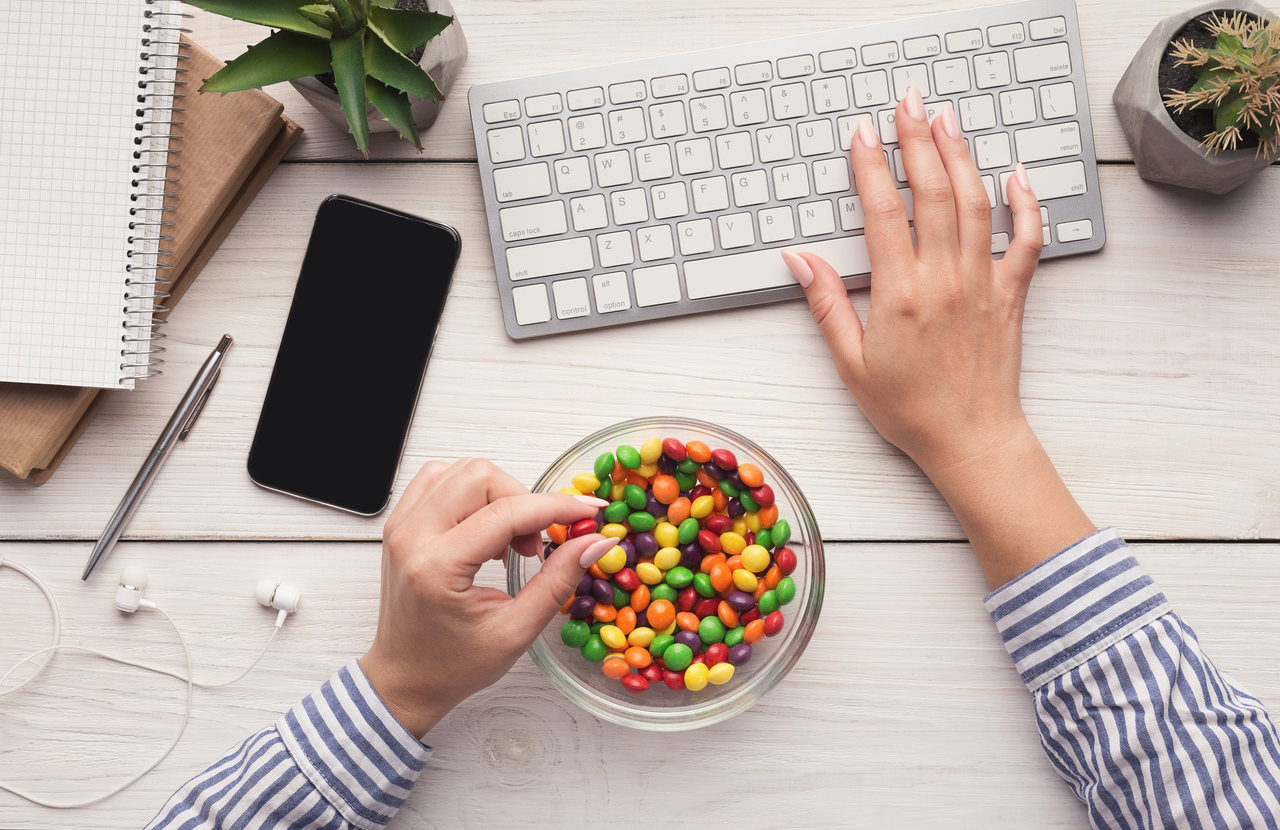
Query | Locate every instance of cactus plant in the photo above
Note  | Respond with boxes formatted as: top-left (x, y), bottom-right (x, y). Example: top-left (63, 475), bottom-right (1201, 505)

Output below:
top-left (1164, 11), bottom-right (1280, 156)
top-left (189, 0), bottom-right (454, 155)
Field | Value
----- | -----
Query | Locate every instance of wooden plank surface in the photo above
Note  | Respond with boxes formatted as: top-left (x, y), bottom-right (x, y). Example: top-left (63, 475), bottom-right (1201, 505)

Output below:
top-left (1, 541), bottom-right (1276, 829)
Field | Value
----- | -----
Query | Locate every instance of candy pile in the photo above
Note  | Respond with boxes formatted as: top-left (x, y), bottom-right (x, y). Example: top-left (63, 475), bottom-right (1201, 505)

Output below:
top-left (547, 436), bottom-right (797, 694)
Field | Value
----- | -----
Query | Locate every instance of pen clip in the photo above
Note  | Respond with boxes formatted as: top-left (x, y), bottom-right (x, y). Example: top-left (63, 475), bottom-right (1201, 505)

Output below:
top-left (179, 370), bottom-right (219, 440)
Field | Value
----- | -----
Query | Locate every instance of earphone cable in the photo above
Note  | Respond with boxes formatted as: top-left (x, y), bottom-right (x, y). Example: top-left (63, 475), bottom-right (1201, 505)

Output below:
top-left (0, 557), bottom-right (62, 699)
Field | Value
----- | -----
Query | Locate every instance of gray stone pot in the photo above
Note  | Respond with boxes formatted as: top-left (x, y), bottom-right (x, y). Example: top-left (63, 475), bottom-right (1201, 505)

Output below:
top-left (1114, 0), bottom-right (1278, 195)
top-left (291, 0), bottom-right (467, 143)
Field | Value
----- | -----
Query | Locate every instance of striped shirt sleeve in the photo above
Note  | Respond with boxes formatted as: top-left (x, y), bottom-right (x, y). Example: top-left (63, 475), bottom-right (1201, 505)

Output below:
top-left (145, 659), bottom-right (431, 830)
top-left (985, 528), bottom-right (1280, 828)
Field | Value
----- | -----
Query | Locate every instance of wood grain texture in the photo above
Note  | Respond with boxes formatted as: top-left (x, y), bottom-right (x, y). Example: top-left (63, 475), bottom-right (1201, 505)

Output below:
top-left (1, 541), bottom-right (1276, 829)
top-left (2, 164), bottom-right (1278, 542)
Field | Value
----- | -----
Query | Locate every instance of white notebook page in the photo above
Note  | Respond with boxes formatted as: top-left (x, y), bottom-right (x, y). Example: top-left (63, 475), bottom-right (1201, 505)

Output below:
top-left (0, 1), bottom-right (179, 389)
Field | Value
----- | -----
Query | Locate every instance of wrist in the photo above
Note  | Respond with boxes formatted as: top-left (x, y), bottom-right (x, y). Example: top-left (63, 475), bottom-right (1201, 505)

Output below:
top-left (358, 651), bottom-right (450, 738)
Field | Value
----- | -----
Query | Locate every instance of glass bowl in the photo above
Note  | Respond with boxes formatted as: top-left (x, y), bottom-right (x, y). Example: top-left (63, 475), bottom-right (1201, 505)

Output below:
top-left (507, 417), bottom-right (824, 731)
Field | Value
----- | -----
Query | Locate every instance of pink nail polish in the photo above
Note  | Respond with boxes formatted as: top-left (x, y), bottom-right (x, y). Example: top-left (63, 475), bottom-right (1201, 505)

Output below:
top-left (903, 86), bottom-right (926, 121)
top-left (856, 117), bottom-right (879, 149)
top-left (572, 494), bottom-right (609, 508)
top-left (1014, 163), bottom-right (1032, 193)
top-left (780, 251), bottom-right (814, 288)
top-left (940, 104), bottom-right (961, 140)
top-left (579, 536), bottom-right (617, 568)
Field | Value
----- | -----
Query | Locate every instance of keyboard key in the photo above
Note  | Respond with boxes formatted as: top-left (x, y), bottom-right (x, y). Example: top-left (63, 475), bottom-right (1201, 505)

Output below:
top-left (636, 144), bottom-right (674, 181)
top-left (675, 137), bottom-right (714, 174)
top-left (609, 80), bottom-right (647, 104)
top-left (632, 264), bottom-right (681, 306)
top-left (567, 87), bottom-right (605, 110)
top-left (652, 73), bottom-right (690, 97)
top-left (593, 273), bottom-right (631, 313)
top-left (777, 55), bottom-right (816, 78)
top-left (507, 236), bottom-right (593, 281)
top-left (567, 113), bottom-right (607, 150)
top-left (553, 277), bottom-right (591, 319)
top-left (946, 29), bottom-right (983, 52)
top-left (1043, 225), bottom-right (1052, 246)
top-left (773, 163), bottom-right (810, 200)
top-left (716, 131), bottom-right (755, 168)
top-left (973, 52), bottom-right (1011, 89)
top-left (837, 114), bottom-right (874, 151)
top-left (691, 175), bottom-right (730, 212)
top-left (637, 224), bottom-right (675, 261)
top-left (861, 42), bottom-right (900, 66)
top-left (649, 102), bottom-right (689, 138)
top-left (852, 70), bottom-right (890, 107)
top-left (1014, 121), bottom-right (1081, 163)
top-left (758, 205), bottom-right (796, 242)
top-left (819, 48), bottom-right (858, 72)
top-left (594, 150), bottom-right (633, 187)
top-left (512, 283), bottom-right (551, 324)
top-left (487, 126), bottom-right (525, 163)
top-left (527, 121), bottom-right (566, 157)
top-left (999, 88), bottom-right (1037, 125)
top-left (693, 67), bottom-right (731, 91)
top-left (987, 23), bottom-right (1025, 46)
top-left (493, 162), bottom-right (551, 202)
top-left (812, 77), bottom-right (850, 114)
top-left (609, 107), bottom-right (647, 144)
top-left (611, 188), bottom-right (649, 224)
top-left (798, 199), bottom-right (835, 237)
top-left (991, 232), bottom-right (1010, 254)
top-left (1030, 16), bottom-right (1067, 40)
top-left (877, 109), bottom-right (899, 145)
top-left (975, 132), bottom-right (1012, 169)
top-left (958, 94), bottom-right (997, 131)
top-left (890, 148), bottom-right (908, 183)
top-left (690, 95), bottom-right (729, 132)
top-left (798, 119), bottom-right (835, 157)
top-left (677, 218), bottom-right (715, 255)
top-left (597, 230), bottom-right (634, 267)
top-left (1014, 43), bottom-right (1071, 83)
top-left (684, 237), bottom-right (871, 300)
top-left (837, 195), bottom-right (865, 231)
top-left (570, 194), bottom-right (608, 231)
top-left (756, 125), bottom-right (795, 162)
top-left (1040, 81), bottom-right (1078, 118)
top-left (651, 181), bottom-right (689, 219)
top-left (483, 100), bottom-right (520, 123)
top-left (933, 58), bottom-right (971, 94)
top-left (813, 157), bottom-right (851, 194)
top-left (730, 89), bottom-right (769, 125)
top-left (524, 93), bottom-right (563, 117)
top-left (892, 64), bottom-right (931, 99)
top-left (999, 160), bottom-right (1086, 203)
top-left (499, 201), bottom-right (567, 242)
top-left (717, 212), bottom-right (756, 249)
top-left (1056, 219), bottom-right (1093, 242)
top-left (731, 169), bottom-right (770, 206)
top-left (903, 35), bottom-right (941, 60)
top-left (553, 157), bottom-right (591, 193)
top-left (735, 61), bottom-right (773, 84)
top-left (1041, 206), bottom-right (1050, 226)
top-left (771, 82), bottom-right (809, 119)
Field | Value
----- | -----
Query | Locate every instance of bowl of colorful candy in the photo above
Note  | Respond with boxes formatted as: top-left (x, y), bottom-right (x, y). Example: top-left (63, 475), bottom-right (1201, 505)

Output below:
top-left (507, 417), bottom-right (824, 731)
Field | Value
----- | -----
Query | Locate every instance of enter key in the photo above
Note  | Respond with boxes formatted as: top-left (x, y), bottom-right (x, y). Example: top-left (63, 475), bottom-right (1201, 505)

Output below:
top-left (1014, 121), bottom-right (1082, 163)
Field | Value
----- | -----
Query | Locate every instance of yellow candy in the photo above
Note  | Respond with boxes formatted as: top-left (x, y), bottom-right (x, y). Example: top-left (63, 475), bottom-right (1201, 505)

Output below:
top-left (599, 625), bottom-right (626, 649)
top-left (627, 627), bottom-right (656, 648)
top-left (639, 436), bottom-right (663, 464)
top-left (653, 546), bottom-right (681, 570)
top-left (740, 544), bottom-right (770, 573)
top-left (558, 486), bottom-right (582, 496)
top-left (636, 462), bottom-right (659, 478)
top-left (610, 483), bottom-right (626, 501)
top-left (597, 546), bottom-right (626, 574)
top-left (719, 532), bottom-right (746, 556)
top-left (732, 517), bottom-right (749, 536)
top-left (684, 662), bottom-right (710, 691)
top-left (744, 512), bottom-right (762, 532)
top-left (690, 495), bottom-right (715, 519)
top-left (601, 523), bottom-right (629, 539)
top-left (732, 568), bottom-right (758, 592)
top-left (636, 562), bottom-right (663, 585)
top-left (707, 662), bottom-right (735, 685)
top-left (571, 473), bottom-right (600, 493)
top-left (657, 620), bottom-right (677, 636)
top-left (654, 521), bottom-right (680, 548)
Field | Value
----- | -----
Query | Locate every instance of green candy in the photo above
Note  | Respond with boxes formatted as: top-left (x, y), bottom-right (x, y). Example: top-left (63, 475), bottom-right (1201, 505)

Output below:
top-left (612, 585), bottom-right (631, 608)
top-left (603, 501), bottom-right (630, 523)
top-left (755, 527), bottom-right (773, 551)
top-left (758, 590), bottom-right (779, 615)
top-left (627, 511), bottom-right (656, 532)
top-left (560, 619), bottom-right (590, 648)
top-left (724, 625), bottom-right (746, 647)
top-left (776, 576), bottom-right (797, 605)
top-left (580, 635), bottom-right (608, 662)
top-left (650, 583), bottom-right (678, 604)
top-left (698, 616), bottom-right (726, 645)
top-left (624, 484), bottom-right (648, 510)
top-left (593, 452), bottom-right (615, 480)
top-left (677, 517), bottom-right (700, 545)
top-left (662, 642), bottom-right (693, 672)
top-left (665, 566), bottom-right (694, 589)
top-left (648, 634), bottom-right (675, 659)
top-left (590, 621), bottom-right (606, 636)
top-left (739, 491), bottom-right (760, 513)
top-left (719, 479), bottom-right (741, 498)
top-left (692, 572), bottom-right (716, 598)
top-left (674, 471), bottom-right (697, 492)
top-left (772, 519), bottom-right (791, 548)
top-left (595, 479), bottom-right (613, 499)
top-left (676, 458), bottom-right (701, 475)
top-left (616, 445), bottom-right (642, 469)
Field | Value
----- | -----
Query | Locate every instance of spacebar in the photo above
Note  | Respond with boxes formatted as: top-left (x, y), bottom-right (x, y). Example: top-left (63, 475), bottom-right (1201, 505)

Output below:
top-left (684, 238), bottom-right (871, 300)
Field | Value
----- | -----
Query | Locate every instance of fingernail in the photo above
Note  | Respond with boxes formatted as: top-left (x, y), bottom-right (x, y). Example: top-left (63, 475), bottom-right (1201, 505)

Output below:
top-left (903, 86), bottom-right (925, 121)
top-left (579, 536), bottom-right (617, 568)
top-left (573, 495), bottom-right (609, 508)
top-left (940, 104), bottom-right (961, 140)
top-left (1014, 163), bottom-right (1032, 192)
top-left (856, 117), bottom-right (879, 149)
top-left (780, 250), bottom-right (814, 288)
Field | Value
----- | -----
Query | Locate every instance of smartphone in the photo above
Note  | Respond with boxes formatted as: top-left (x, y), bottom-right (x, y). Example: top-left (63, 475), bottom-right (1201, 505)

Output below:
top-left (247, 195), bottom-right (460, 515)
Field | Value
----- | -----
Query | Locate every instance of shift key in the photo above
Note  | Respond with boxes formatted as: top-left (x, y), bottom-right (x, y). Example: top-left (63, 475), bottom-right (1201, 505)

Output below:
top-left (506, 237), bottom-right (593, 281)
top-left (1000, 160), bottom-right (1086, 204)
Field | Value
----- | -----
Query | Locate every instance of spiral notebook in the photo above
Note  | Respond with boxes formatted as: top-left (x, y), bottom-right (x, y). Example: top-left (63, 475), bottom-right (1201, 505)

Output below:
top-left (0, 1), bottom-right (186, 389)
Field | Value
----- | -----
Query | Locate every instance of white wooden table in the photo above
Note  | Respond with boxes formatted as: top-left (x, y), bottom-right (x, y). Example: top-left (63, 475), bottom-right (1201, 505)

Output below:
top-left (3, 2), bottom-right (1279, 827)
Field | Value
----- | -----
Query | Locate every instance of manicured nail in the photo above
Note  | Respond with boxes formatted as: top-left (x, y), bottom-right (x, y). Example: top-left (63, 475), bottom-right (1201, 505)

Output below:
top-left (1014, 163), bottom-right (1032, 192)
top-left (780, 250), bottom-right (814, 288)
top-left (940, 104), bottom-right (961, 140)
top-left (856, 116), bottom-right (879, 149)
top-left (573, 495), bottom-right (609, 508)
top-left (579, 535), bottom-right (617, 568)
top-left (903, 86), bottom-right (926, 121)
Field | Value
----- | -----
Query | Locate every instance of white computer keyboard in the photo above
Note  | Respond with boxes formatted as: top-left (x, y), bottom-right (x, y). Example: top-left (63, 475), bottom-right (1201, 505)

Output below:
top-left (469, 0), bottom-right (1105, 339)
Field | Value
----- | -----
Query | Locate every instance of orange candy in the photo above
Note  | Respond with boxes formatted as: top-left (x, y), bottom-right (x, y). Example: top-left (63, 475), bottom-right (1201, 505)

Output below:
top-left (744, 619), bottom-right (766, 644)
top-left (753, 581), bottom-right (768, 601)
top-left (696, 469), bottom-right (718, 489)
top-left (737, 463), bottom-right (764, 488)
top-left (560, 597), bottom-right (574, 614)
top-left (602, 655), bottom-right (630, 679)
top-left (676, 611), bottom-right (700, 632)
top-left (712, 488), bottom-right (729, 512)
top-left (592, 603), bottom-right (617, 622)
top-left (547, 523), bottom-right (568, 545)
top-left (624, 646), bottom-right (652, 668)
top-left (725, 554), bottom-right (742, 572)
top-left (717, 601), bottom-right (739, 628)
top-left (700, 553), bottom-right (726, 573)
top-left (615, 606), bottom-right (637, 635)
top-left (709, 562), bottom-right (732, 592)
top-left (686, 440), bottom-right (712, 463)
top-left (758, 503), bottom-right (779, 528)
top-left (765, 564), bottom-right (783, 590)
top-left (645, 599), bottom-right (675, 630)
top-left (651, 475), bottom-right (679, 504)
top-left (629, 584), bottom-right (650, 612)
top-left (588, 563), bottom-right (607, 580)
top-left (667, 497), bottom-right (691, 524)
top-left (626, 471), bottom-right (648, 488)
top-left (611, 460), bottom-right (626, 483)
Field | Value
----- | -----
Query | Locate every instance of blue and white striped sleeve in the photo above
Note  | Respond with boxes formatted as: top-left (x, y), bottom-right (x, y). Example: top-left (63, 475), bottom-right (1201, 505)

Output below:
top-left (145, 660), bottom-right (431, 830)
top-left (985, 528), bottom-right (1280, 828)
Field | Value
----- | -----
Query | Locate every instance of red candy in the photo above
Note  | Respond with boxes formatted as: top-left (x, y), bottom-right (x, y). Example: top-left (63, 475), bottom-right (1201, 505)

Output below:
top-left (622, 675), bottom-right (650, 693)
top-left (663, 669), bottom-right (685, 690)
top-left (764, 610), bottom-right (785, 637)
top-left (694, 598), bottom-right (719, 619)
top-left (775, 547), bottom-right (797, 575)
top-left (697, 529), bottom-right (721, 553)
top-left (705, 643), bottom-right (729, 665)
top-left (740, 607), bottom-right (761, 625)
top-left (640, 663), bottom-right (664, 683)
top-left (614, 568), bottom-right (640, 590)
top-left (677, 586), bottom-right (698, 612)
top-left (662, 438), bottom-right (687, 461)
top-left (689, 484), bottom-right (712, 500)
top-left (704, 514), bottom-right (732, 535)
top-left (711, 448), bottom-right (737, 470)
top-left (569, 518), bottom-right (599, 538)
top-left (691, 653), bottom-right (706, 666)
top-left (749, 484), bottom-right (775, 507)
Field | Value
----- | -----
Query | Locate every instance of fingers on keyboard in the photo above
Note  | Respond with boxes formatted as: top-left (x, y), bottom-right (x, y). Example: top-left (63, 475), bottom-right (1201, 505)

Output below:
top-left (893, 87), bottom-right (957, 257)
top-left (848, 117), bottom-right (914, 271)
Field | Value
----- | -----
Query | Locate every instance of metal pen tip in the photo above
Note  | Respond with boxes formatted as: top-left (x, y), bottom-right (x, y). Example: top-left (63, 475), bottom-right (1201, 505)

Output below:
top-left (215, 334), bottom-right (233, 353)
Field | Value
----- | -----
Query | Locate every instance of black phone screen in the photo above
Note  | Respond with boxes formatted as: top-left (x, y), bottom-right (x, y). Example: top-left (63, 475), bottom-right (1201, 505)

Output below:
top-left (247, 195), bottom-right (459, 515)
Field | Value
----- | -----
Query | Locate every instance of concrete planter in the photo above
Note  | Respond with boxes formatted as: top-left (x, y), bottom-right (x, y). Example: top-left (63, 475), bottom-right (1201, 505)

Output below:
top-left (1113, 0), bottom-right (1279, 195)
top-left (291, 0), bottom-right (468, 143)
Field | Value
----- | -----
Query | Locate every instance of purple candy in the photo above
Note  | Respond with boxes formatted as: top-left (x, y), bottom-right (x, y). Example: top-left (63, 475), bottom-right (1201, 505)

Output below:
top-left (680, 542), bottom-right (703, 569)
top-left (592, 578), bottom-right (614, 603)
top-left (620, 539), bottom-right (637, 569)
top-left (634, 608), bottom-right (649, 628)
top-left (657, 454), bottom-right (677, 474)
top-left (728, 472), bottom-right (746, 491)
top-left (726, 590), bottom-right (756, 612)
top-left (569, 595), bottom-right (596, 619)
top-left (727, 498), bottom-right (746, 518)
top-left (576, 572), bottom-right (594, 596)
top-left (645, 494), bottom-right (666, 518)
top-left (674, 630), bottom-right (702, 653)
top-left (634, 532), bottom-right (658, 557)
top-left (727, 643), bottom-right (752, 665)
top-left (701, 461), bottom-right (727, 480)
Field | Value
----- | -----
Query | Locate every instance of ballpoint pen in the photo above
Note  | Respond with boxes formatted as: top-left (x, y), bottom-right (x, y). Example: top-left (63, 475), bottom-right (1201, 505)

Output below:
top-left (82, 334), bottom-right (233, 581)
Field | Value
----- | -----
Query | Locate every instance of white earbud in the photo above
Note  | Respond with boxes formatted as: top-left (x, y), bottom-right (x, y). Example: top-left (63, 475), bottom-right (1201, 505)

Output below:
top-left (114, 566), bottom-right (157, 613)
top-left (255, 579), bottom-right (302, 627)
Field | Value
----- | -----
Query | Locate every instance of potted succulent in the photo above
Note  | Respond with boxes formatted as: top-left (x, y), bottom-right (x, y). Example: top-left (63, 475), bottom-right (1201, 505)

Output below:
top-left (1114, 1), bottom-right (1279, 194)
top-left (190, 0), bottom-right (467, 156)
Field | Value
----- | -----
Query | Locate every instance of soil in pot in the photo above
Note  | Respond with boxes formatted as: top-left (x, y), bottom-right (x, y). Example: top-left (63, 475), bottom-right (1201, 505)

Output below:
top-left (1158, 10), bottom-right (1262, 150)
top-left (316, 0), bottom-right (436, 94)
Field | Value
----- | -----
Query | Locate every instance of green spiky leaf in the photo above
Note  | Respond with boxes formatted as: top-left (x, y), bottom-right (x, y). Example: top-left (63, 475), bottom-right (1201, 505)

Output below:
top-left (330, 0), bottom-right (365, 35)
top-left (1216, 92), bottom-right (1250, 133)
top-left (368, 7), bottom-right (452, 54)
top-left (297, 4), bottom-right (338, 30)
top-left (366, 77), bottom-right (421, 148)
top-left (201, 30), bottom-right (333, 93)
top-left (330, 31), bottom-right (370, 155)
top-left (365, 30), bottom-right (442, 99)
top-left (370, 0), bottom-right (396, 7)
top-left (185, 0), bottom-right (330, 37)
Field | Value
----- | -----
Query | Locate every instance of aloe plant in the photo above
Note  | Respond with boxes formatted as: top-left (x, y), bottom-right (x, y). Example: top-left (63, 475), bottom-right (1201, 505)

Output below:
top-left (1164, 11), bottom-right (1280, 157)
top-left (189, 0), bottom-right (453, 155)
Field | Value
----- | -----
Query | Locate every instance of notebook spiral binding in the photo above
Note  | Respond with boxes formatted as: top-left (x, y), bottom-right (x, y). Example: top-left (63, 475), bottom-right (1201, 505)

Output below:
top-left (121, 0), bottom-right (191, 383)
